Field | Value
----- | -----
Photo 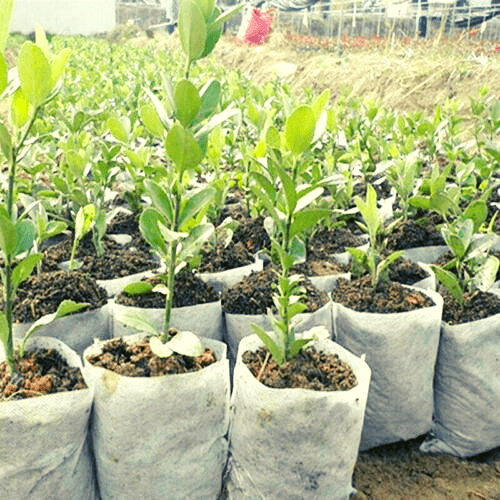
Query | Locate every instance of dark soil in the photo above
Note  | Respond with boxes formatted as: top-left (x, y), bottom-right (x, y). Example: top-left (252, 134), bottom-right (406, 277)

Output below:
top-left (385, 218), bottom-right (445, 251)
top-left (222, 266), bottom-right (329, 315)
top-left (294, 259), bottom-right (346, 276)
top-left (242, 345), bottom-right (357, 391)
top-left (2, 270), bottom-right (108, 323)
top-left (307, 227), bottom-right (365, 257)
top-left (106, 210), bottom-right (140, 235)
top-left (199, 214), bottom-right (271, 273)
top-left (0, 348), bottom-right (87, 401)
top-left (42, 231), bottom-right (156, 280)
top-left (331, 276), bottom-right (434, 313)
top-left (114, 271), bottom-right (219, 308)
top-left (438, 285), bottom-right (500, 325)
top-left (86, 334), bottom-right (217, 376)
top-left (387, 258), bottom-right (430, 286)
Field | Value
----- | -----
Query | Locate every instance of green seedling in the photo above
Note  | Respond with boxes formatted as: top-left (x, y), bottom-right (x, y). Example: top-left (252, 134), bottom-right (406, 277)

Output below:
top-left (347, 184), bottom-right (404, 288)
top-left (67, 204), bottom-right (96, 272)
top-left (430, 206), bottom-right (498, 307)
top-left (0, 17), bottom-right (71, 374)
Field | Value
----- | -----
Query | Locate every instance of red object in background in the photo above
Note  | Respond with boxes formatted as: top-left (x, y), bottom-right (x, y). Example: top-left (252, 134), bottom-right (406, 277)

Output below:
top-left (242, 8), bottom-right (274, 45)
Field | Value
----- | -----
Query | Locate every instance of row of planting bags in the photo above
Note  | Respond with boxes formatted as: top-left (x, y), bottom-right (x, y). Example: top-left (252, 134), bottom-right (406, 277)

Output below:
top-left (2, 251), bottom-right (499, 500)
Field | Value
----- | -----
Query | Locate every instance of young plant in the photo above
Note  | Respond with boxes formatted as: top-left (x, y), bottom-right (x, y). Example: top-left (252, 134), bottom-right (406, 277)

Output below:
top-left (430, 203), bottom-right (499, 307)
top-left (347, 185), bottom-right (404, 288)
top-left (117, 0), bottom-right (243, 358)
top-left (67, 204), bottom-right (96, 272)
top-left (0, 17), bottom-right (71, 374)
top-left (250, 104), bottom-right (330, 366)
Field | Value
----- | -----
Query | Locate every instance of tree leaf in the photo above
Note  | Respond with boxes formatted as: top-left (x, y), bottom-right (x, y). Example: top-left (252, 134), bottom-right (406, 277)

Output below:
top-left (50, 47), bottom-right (71, 87)
top-left (149, 335), bottom-right (174, 358)
top-left (285, 105), bottom-right (315, 155)
top-left (178, 0), bottom-right (207, 63)
top-left (143, 179), bottom-right (174, 224)
top-left (0, 122), bottom-right (12, 163)
top-left (10, 253), bottom-right (43, 297)
top-left (144, 87), bottom-right (172, 130)
top-left (177, 223), bottom-right (214, 262)
top-left (0, 54), bottom-right (7, 95)
top-left (174, 79), bottom-right (201, 128)
top-left (107, 115), bottom-right (130, 144)
top-left (139, 102), bottom-right (165, 138)
top-left (472, 255), bottom-right (499, 293)
top-left (10, 88), bottom-right (30, 128)
top-left (431, 265), bottom-right (464, 307)
top-left (117, 309), bottom-right (159, 337)
top-left (140, 208), bottom-right (168, 257)
top-left (14, 219), bottom-right (36, 256)
top-left (196, 78), bottom-right (221, 122)
top-left (0, 0), bottom-right (14, 52)
top-left (0, 213), bottom-right (16, 257)
top-left (166, 123), bottom-right (202, 172)
top-left (251, 324), bottom-right (285, 366)
top-left (17, 41), bottom-right (52, 108)
top-left (178, 186), bottom-right (215, 230)
top-left (121, 281), bottom-right (154, 296)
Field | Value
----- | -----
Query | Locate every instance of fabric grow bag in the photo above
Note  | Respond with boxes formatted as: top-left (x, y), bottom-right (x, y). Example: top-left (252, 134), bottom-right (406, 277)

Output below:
top-left (84, 335), bottom-right (230, 500)
top-left (225, 334), bottom-right (371, 499)
top-left (332, 286), bottom-right (443, 450)
top-left (0, 337), bottom-right (96, 499)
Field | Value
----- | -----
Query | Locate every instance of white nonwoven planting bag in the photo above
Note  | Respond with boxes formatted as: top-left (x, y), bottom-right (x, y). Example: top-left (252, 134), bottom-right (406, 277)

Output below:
top-left (224, 300), bottom-right (333, 368)
top-left (197, 256), bottom-right (264, 294)
top-left (333, 287), bottom-right (443, 450)
top-left (420, 313), bottom-right (500, 457)
top-left (225, 335), bottom-right (371, 500)
top-left (111, 299), bottom-right (224, 341)
top-left (13, 303), bottom-right (111, 355)
top-left (84, 335), bottom-right (230, 500)
top-left (0, 337), bottom-right (96, 500)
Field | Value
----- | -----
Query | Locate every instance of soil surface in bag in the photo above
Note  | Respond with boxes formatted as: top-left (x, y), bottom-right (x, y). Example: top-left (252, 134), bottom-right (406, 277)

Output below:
top-left (115, 271), bottom-right (219, 308)
top-left (242, 345), bottom-right (358, 391)
top-left (0, 348), bottom-right (87, 401)
top-left (199, 210), bottom-right (271, 273)
top-left (86, 334), bottom-right (217, 376)
top-left (222, 265), bottom-right (329, 315)
top-left (437, 285), bottom-right (500, 325)
top-left (385, 216), bottom-right (445, 251)
top-left (42, 230), bottom-right (156, 280)
top-left (331, 276), bottom-right (434, 313)
top-left (1, 270), bottom-right (107, 323)
top-left (307, 226), bottom-right (365, 255)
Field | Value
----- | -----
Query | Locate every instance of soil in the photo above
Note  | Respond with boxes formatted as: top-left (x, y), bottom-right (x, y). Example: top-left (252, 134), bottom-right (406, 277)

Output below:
top-left (387, 257), bottom-right (430, 286)
top-left (331, 275), bottom-right (434, 313)
top-left (42, 231), bottom-right (157, 280)
top-left (199, 214), bottom-right (271, 273)
top-left (3, 270), bottom-right (108, 323)
top-left (438, 284), bottom-right (500, 325)
top-left (114, 271), bottom-right (219, 308)
top-left (307, 227), bottom-right (365, 256)
top-left (222, 265), bottom-right (329, 315)
top-left (242, 345), bottom-right (357, 391)
top-left (85, 333), bottom-right (217, 377)
top-left (386, 217), bottom-right (445, 251)
top-left (0, 347), bottom-right (87, 401)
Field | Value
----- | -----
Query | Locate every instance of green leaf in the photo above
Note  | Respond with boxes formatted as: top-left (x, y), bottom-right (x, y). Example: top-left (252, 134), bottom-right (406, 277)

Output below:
top-left (177, 223), bottom-right (214, 262)
top-left (287, 302), bottom-right (308, 319)
top-left (117, 309), bottom-right (159, 337)
top-left (121, 281), bottom-right (154, 296)
top-left (209, 3), bottom-right (245, 28)
top-left (0, 54), bottom-right (7, 95)
top-left (287, 338), bottom-right (311, 359)
top-left (17, 41), bottom-right (52, 108)
top-left (166, 123), bottom-right (203, 172)
top-left (0, 0), bottom-right (14, 52)
top-left (285, 105), bottom-right (316, 155)
top-left (10, 88), bottom-right (30, 128)
top-left (408, 195), bottom-right (431, 211)
top-left (472, 255), bottom-right (499, 293)
top-left (178, 0), bottom-right (207, 63)
top-left (198, 0), bottom-right (216, 20)
top-left (311, 89), bottom-right (330, 121)
top-left (75, 204), bottom-right (96, 242)
top-left (107, 115), bottom-right (130, 143)
top-left (0, 311), bottom-right (9, 346)
top-left (0, 213), bottom-right (16, 257)
top-left (290, 209), bottom-right (329, 240)
top-left (144, 87), bottom-right (172, 130)
top-left (462, 200), bottom-right (487, 233)
top-left (139, 102), bottom-right (165, 138)
top-left (294, 187), bottom-right (324, 213)
top-left (178, 186), bottom-right (215, 229)
top-left (197, 78), bottom-right (221, 122)
top-left (174, 79), bottom-right (201, 128)
top-left (144, 180), bottom-right (174, 224)
top-left (140, 208), bottom-right (168, 257)
top-left (266, 126), bottom-right (280, 149)
top-left (35, 25), bottom-right (50, 59)
top-left (14, 219), bottom-right (36, 256)
top-left (50, 48), bottom-right (71, 87)
top-left (251, 324), bottom-right (285, 366)
top-left (0, 122), bottom-right (12, 163)
top-left (429, 193), bottom-right (455, 218)
top-left (201, 10), bottom-right (223, 58)
top-left (431, 265), bottom-right (464, 307)
top-left (165, 330), bottom-right (204, 357)
top-left (10, 253), bottom-right (43, 297)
